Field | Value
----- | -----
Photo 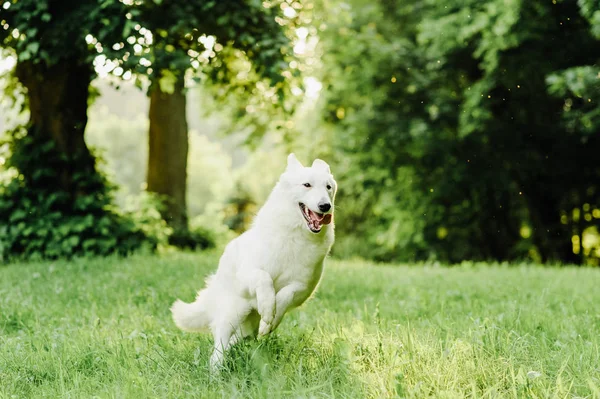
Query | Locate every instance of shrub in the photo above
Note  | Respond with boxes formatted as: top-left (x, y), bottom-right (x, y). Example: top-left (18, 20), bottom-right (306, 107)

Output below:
top-left (167, 226), bottom-right (216, 250)
top-left (0, 128), bottom-right (153, 261)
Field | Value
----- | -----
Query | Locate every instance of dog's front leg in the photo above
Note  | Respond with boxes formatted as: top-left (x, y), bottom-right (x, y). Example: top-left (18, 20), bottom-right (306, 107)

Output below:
top-left (256, 272), bottom-right (276, 336)
top-left (237, 269), bottom-right (276, 336)
top-left (270, 282), bottom-right (307, 332)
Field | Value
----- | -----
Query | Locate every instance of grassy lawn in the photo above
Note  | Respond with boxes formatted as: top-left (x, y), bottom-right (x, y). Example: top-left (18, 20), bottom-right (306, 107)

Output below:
top-left (1, 252), bottom-right (599, 398)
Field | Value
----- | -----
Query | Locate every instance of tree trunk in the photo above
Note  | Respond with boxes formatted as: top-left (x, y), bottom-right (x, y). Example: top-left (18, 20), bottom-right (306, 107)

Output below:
top-left (15, 59), bottom-right (95, 197)
top-left (147, 76), bottom-right (189, 232)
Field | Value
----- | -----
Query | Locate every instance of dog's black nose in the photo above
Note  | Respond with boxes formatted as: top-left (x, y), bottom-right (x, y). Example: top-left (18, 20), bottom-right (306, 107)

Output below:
top-left (318, 202), bottom-right (331, 212)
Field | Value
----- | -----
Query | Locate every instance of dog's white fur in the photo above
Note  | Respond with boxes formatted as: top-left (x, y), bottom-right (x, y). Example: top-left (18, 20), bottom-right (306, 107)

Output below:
top-left (171, 153), bottom-right (336, 369)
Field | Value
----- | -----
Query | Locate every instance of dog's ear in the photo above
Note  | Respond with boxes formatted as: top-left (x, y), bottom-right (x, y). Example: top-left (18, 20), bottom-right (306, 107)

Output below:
top-left (312, 159), bottom-right (331, 174)
top-left (286, 153), bottom-right (304, 171)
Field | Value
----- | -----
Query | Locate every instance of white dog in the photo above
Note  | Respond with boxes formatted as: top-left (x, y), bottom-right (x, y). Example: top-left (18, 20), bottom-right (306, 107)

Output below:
top-left (171, 153), bottom-right (336, 369)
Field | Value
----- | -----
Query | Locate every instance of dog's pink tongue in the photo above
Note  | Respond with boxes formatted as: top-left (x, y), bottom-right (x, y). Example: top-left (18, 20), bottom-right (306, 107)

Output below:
top-left (308, 209), bottom-right (333, 228)
top-left (308, 209), bottom-right (323, 222)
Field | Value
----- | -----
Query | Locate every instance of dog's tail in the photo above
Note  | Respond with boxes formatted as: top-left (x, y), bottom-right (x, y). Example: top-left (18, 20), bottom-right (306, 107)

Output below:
top-left (171, 282), bottom-right (213, 332)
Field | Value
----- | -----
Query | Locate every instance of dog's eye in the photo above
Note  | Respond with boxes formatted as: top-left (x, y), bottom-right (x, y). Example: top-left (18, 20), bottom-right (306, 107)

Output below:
top-left (303, 183), bottom-right (311, 188)
top-left (326, 184), bottom-right (332, 190)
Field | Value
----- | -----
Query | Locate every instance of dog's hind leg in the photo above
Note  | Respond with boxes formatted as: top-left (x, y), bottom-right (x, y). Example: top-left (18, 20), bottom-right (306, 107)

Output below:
top-left (209, 324), bottom-right (235, 371)
top-left (209, 299), bottom-right (253, 371)
top-left (236, 310), bottom-right (260, 340)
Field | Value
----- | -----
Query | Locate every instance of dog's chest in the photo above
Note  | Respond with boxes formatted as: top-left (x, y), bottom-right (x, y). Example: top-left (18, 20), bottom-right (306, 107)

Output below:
top-left (266, 237), bottom-right (329, 293)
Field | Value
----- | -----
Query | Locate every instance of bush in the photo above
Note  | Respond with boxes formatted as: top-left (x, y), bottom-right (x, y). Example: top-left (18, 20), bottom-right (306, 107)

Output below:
top-left (167, 226), bottom-right (216, 250)
top-left (120, 191), bottom-right (217, 251)
top-left (121, 191), bottom-right (173, 249)
top-left (0, 128), bottom-right (155, 261)
top-left (190, 202), bottom-right (238, 249)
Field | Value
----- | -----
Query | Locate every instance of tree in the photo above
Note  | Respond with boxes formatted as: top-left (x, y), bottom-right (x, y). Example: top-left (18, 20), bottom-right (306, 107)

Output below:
top-left (0, 0), bottom-right (132, 196)
top-left (147, 74), bottom-right (189, 231)
top-left (0, 0), bottom-right (151, 259)
top-left (545, 0), bottom-right (600, 263)
top-left (315, 0), bottom-right (431, 261)
top-left (319, 0), bottom-right (600, 264)
top-left (126, 1), bottom-right (293, 235)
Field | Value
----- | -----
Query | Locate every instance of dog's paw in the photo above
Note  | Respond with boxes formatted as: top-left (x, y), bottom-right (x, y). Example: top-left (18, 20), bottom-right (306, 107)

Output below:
top-left (258, 302), bottom-right (275, 325)
top-left (258, 319), bottom-right (272, 337)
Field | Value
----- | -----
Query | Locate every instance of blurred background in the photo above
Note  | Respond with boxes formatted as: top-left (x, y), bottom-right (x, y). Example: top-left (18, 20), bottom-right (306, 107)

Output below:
top-left (1, 0), bottom-right (599, 265)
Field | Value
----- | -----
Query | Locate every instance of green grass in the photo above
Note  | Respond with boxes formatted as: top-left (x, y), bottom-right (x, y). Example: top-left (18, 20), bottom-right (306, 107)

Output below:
top-left (1, 252), bottom-right (599, 398)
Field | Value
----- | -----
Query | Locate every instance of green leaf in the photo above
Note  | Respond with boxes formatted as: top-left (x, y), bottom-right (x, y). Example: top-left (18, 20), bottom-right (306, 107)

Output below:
top-left (67, 236), bottom-right (80, 247)
top-left (9, 209), bottom-right (27, 222)
top-left (26, 42), bottom-right (40, 56)
top-left (19, 50), bottom-right (32, 61)
top-left (158, 70), bottom-right (177, 94)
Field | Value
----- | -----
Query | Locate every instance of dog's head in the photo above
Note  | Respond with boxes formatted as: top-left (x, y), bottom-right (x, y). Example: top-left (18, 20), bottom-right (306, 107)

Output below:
top-left (279, 153), bottom-right (337, 234)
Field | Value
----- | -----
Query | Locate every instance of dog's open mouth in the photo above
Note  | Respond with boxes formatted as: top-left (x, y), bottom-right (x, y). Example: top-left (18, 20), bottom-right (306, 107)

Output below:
top-left (299, 203), bottom-right (332, 233)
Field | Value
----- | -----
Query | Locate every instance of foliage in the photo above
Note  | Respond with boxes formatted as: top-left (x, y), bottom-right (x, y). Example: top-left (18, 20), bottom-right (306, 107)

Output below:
top-left (190, 203), bottom-right (237, 249)
top-left (232, 148), bottom-right (287, 202)
top-left (0, 0), bottom-right (131, 67)
top-left (319, 0), bottom-right (600, 264)
top-left (0, 1), bottom-right (160, 260)
top-left (84, 96), bottom-right (233, 251)
top-left (216, 148), bottom-right (290, 233)
top-left (547, 65), bottom-right (600, 136)
top-left (0, 129), bottom-right (152, 261)
top-left (100, 0), bottom-right (303, 144)
top-left (222, 182), bottom-right (258, 234)
top-left (120, 191), bottom-right (173, 249)
top-left (131, 0), bottom-right (291, 81)
top-left (167, 226), bottom-right (215, 251)
top-left (3, 0), bottom-right (600, 265)
top-left (1, 0), bottom-right (306, 260)
top-left (1, 253), bottom-right (600, 397)
top-left (162, 1), bottom-right (316, 147)
top-left (311, 0), bottom-right (428, 261)
top-left (119, 190), bottom-right (215, 251)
